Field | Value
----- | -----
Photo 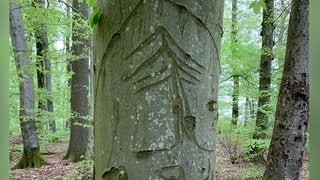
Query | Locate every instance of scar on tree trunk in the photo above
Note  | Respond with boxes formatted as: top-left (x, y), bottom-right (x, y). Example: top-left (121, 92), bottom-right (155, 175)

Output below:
top-left (12, 147), bottom-right (48, 169)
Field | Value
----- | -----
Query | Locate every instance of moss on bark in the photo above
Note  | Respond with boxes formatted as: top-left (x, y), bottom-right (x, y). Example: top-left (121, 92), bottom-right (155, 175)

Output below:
top-left (12, 147), bottom-right (48, 169)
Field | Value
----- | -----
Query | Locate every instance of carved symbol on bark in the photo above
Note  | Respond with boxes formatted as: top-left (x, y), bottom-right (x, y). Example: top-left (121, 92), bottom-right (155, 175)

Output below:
top-left (104, 0), bottom-right (216, 152)
top-left (121, 25), bottom-right (209, 150)
top-left (122, 26), bottom-right (205, 94)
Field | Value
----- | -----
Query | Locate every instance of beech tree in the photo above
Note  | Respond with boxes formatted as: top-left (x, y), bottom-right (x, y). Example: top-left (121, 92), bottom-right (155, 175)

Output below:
top-left (94, 0), bottom-right (224, 179)
top-left (231, 0), bottom-right (239, 126)
top-left (32, 0), bottom-right (56, 132)
top-left (263, 0), bottom-right (309, 178)
top-left (9, 2), bottom-right (47, 169)
top-left (253, 0), bottom-right (275, 140)
top-left (64, 0), bottom-right (91, 162)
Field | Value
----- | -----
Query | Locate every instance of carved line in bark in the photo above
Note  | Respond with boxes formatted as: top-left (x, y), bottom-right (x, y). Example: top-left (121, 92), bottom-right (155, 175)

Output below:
top-left (94, 33), bottom-right (120, 104)
top-left (101, 0), bottom-right (219, 67)
top-left (112, 99), bottom-right (120, 141)
top-left (182, 116), bottom-right (215, 152)
top-left (120, 24), bottom-right (215, 151)
top-left (122, 26), bottom-right (205, 94)
top-left (205, 157), bottom-right (211, 179)
top-left (136, 149), bottom-right (156, 159)
top-left (198, 157), bottom-right (211, 180)
top-left (156, 165), bottom-right (185, 180)
top-left (97, 0), bottom-right (216, 160)
top-left (165, 0), bottom-right (220, 59)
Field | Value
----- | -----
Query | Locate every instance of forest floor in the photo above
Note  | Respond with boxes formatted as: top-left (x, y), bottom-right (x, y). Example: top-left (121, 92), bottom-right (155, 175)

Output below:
top-left (9, 135), bottom-right (309, 180)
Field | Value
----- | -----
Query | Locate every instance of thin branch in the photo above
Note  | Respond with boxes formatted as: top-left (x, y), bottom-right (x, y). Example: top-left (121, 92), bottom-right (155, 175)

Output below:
top-left (219, 75), bottom-right (233, 84)
top-left (241, 76), bottom-right (258, 88)
top-left (274, 2), bottom-right (291, 23)
top-left (57, 0), bottom-right (88, 20)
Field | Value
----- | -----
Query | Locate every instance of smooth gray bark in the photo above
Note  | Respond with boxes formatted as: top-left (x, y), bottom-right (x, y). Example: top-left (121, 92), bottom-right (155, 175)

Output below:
top-left (94, 0), bottom-right (224, 179)
top-left (64, 0), bottom-right (90, 162)
top-left (263, 0), bottom-right (309, 179)
top-left (10, 2), bottom-right (47, 169)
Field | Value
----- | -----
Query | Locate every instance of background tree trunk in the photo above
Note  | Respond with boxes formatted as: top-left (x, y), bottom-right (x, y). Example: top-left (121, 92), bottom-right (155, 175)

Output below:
top-left (33, 0), bottom-right (56, 132)
top-left (63, 0), bottom-right (90, 162)
top-left (263, 0), bottom-right (309, 179)
top-left (65, 0), bottom-right (72, 129)
top-left (231, 0), bottom-right (239, 126)
top-left (9, 2), bottom-right (47, 169)
top-left (94, 0), bottom-right (224, 179)
top-left (253, 0), bottom-right (275, 140)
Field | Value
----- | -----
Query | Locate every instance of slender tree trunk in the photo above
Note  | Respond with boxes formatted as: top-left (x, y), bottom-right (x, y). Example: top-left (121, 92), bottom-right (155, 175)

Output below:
top-left (94, 0), bottom-right (224, 179)
top-left (253, 0), bottom-right (275, 139)
top-left (33, 0), bottom-right (56, 132)
top-left (244, 97), bottom-right (250, 126)
top-left (263, 0), bottom-right (309, 179)
top-left (230, 0), bottom-right (240, 160)
top-left (276, 0), bottom-right (290, 46)
top-left (231, 75), bottom-right (239, 125)
top-left (249, 98), bottom-right (256, 120)
top-left (64, 0), bottom-right (90, 162)
top-left (9, 2), bottom-right (47, 169)
top-left (231, 0), bottom-right (239, 126)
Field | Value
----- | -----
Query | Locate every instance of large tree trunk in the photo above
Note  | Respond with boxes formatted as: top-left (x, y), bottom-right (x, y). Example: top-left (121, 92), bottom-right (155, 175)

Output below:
top-left (33, 0), bottom-right (56, 132)
top-left (263, 0), bottom-right (309, 179)
top-left (64, 0), bottom-right (90, 162)
top-left (9, 2), bottom-right (47, 169)
top-left (94, 0), bottom-right (224, 179)
top-left (253, 0), bottom-right (275, 139)
top-left (65, 0), bottom-right (72, 129)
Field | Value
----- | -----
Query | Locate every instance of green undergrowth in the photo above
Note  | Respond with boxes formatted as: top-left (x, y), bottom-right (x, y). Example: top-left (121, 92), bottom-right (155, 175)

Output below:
top-left (56, 156), bottom-right (93, 180)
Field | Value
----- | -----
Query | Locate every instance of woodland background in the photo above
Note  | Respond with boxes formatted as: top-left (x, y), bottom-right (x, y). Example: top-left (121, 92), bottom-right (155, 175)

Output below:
top-left (4, 0), bottom-right (316, 179)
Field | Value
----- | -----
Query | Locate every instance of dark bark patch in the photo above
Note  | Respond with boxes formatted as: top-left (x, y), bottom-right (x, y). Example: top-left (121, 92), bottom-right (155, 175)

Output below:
top-left (184, 115), bottom-right (196, 129)
top-left (136, 150), bottom-right (155, 159)
top-left (206, 100), bottom-right (217, 111)
top-left (102, 166), bottom-right (128, 180)
top-left (172, 103), bottom-right (181, 114)
top-left (294, 135), bottom-right (302, 142)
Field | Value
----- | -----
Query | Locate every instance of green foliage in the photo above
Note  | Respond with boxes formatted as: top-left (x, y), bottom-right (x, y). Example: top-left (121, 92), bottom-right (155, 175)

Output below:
top-left (87, 0), bottom-right (97, 7)
top-left (249, 0), bottom-right (267, 14)
top-left (87, 0), bottom-right (99, 28)
top-left (108, 0), bottom-right (115, 5)
top-left (39, 129), bottom-right (69, 147)
top-left (240, 166), bottom-right (264, 179)
top-left (217, 119), bottom-right (256, 163)
top-left (244, 138), bottom-right (270, 161)
top-left (88, 0), bottom-right (116, 28)
top-left (89, 7), bottom-right (100, 28)
top-left (56, 156), bottom-right (93, 179)
top-left (219, 0), bottom-right (262, 122)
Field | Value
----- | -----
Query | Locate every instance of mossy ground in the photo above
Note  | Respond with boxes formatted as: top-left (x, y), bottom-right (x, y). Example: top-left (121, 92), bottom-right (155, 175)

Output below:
top-left (12, 147), bottom-right (48, 170)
